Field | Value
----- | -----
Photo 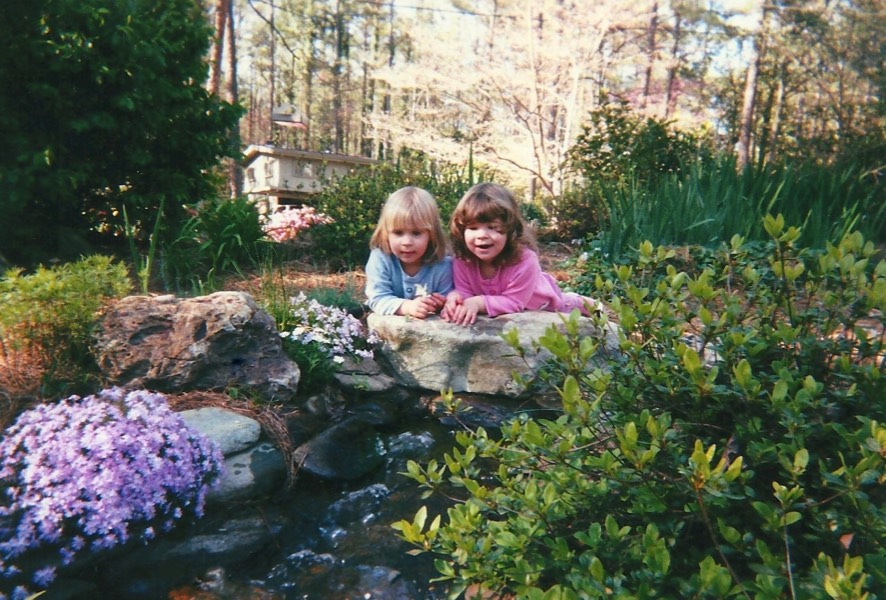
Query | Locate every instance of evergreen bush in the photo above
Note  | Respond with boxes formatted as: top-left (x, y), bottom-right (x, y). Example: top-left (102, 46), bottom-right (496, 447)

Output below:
top-left (310, 153), bottom-right (494, 270)
top-left (395, 216), bottom-right (885, 599)
top-left (162, 195), bottom-right (267, 293)
top-left (0, 256), bottom-right (131, 408)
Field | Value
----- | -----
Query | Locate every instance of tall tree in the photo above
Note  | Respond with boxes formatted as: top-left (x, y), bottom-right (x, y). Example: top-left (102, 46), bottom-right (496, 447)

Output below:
top-left (226, 0), bottom-right (244, 196)
top-left (736, 0), bottom-right (768, 169)
top-left (369, 0), bottom-right (637, 198)
top-left (641, 1), bottom-right (660, 110)
top-left (0, 0), bottom-right (242, 266)
top-left (209, 0), bottom-right (231, 96)
top-left (720, 0), bottom-right (884, 167)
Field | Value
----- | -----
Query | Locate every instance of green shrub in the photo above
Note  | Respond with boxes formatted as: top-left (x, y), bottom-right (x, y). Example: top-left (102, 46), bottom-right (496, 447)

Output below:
top-left (0, 255), bottom-right (132, 404)
top-left (549, 101), bottom-right (713, 242)
top-left (569, 100), bottom-right (714, 187)
top-left (161, 195), bottom-right (267, 292)
top-left (542, 181), bottom-right (608, 241)
top-left (310, 151), bottom-right (496, 270)
top-left (395, 217), bottom-right (885, 599)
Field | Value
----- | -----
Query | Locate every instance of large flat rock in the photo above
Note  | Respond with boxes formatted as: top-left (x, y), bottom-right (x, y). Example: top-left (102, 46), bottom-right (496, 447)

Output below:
top-left (368, 312), bottom-right (619, 397)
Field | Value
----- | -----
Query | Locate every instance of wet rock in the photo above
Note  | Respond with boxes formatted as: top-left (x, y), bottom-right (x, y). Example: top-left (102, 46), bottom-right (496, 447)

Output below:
top-left (265, 549), bottom-right (340, 591)
top-left (293, 416), bottom-right (386, 480)
top-left (93, 291), bottom-right (300, 402)
top-left (386, 430), bottom-right (437, 462)
top-left (104, 515), bottom-right (282, 598)
top-left (334, 354), bottom-right (400, 394)
top-left (424, 392), bottom-right (540, 430)
top-left (344, 564), bottom-right (419, 600)
top-left (208, 441), bottom-right (287, 504)
top-left (264, 551), bottom-right (418, 600)
top-left (324, 483), bottom-right (391, 527)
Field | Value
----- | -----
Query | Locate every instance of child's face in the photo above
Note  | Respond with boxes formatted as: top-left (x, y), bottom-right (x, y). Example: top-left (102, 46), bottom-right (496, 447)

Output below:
top-left (390, 227), bottom-right (430, 271)
top-left (464, 219), bottom-right (507, 264)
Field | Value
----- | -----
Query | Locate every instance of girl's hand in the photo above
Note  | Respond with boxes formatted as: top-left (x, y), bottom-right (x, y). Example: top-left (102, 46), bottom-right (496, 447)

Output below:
top-left (441, 291), bottom-right (463, 321)
top-left (427, 292), bottom-right (446, 311)
top-left (445, 296), bottom-right (484, 326)
top-left (397, 296), bottom-right (441, 319)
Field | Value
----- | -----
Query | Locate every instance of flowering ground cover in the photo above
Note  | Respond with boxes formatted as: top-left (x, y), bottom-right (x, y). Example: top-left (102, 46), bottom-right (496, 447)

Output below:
top-left (0, 388), bottom-right (224, 597)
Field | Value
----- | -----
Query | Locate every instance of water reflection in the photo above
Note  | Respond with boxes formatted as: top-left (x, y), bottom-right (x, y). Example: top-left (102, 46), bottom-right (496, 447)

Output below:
top-left (169, 421), bottom-right (457, 599)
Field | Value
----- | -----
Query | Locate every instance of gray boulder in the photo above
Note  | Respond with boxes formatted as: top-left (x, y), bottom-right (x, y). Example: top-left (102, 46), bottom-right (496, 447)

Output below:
top-left (181, 407), bottom-right (262, 455)
top-left (93, 291), bottom-right (300, 402)
top-left (181, 406), bottom-right (286, 504)
top-left (368, 312), bottom-right (619, 397)
top-left (293, 416), bottom-right (386, 480)
top-left (208, 441), bottom-right (287, 504)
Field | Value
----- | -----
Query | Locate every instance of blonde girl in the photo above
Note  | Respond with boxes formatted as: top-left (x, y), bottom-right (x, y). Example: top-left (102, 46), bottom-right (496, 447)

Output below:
top-left (365, 186), bottom-right (453, 318)
top-left (442, 182), bottom-right (601, 326)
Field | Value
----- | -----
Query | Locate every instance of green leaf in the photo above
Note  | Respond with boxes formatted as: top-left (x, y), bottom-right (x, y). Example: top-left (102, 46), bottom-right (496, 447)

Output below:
top-left (783, 511), bottom-right (802, 526)
top-left (590, 556), bottom-right (605, 582)
top-left (494, 531), bottom-right (520, 548)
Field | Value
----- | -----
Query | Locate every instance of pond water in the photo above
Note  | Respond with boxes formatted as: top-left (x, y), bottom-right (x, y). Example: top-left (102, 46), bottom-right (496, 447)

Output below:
top-left (69, 418), bottom-right (462, 600)
top-left (39, 390), bottom-right (554, 599)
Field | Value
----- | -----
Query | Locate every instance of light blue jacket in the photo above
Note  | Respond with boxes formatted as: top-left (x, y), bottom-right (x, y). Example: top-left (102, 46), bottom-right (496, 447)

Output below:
top-left (364, 249), bottom-right (454, 315)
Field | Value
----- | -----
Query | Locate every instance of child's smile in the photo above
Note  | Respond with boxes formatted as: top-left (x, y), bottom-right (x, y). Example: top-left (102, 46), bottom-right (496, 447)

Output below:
top-left (465, 220), bottom-right (507, 264)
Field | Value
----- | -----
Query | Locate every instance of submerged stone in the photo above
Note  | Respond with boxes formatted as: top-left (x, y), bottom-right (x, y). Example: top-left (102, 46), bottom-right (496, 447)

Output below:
top-left (293, 416), bottom-right (386, 480)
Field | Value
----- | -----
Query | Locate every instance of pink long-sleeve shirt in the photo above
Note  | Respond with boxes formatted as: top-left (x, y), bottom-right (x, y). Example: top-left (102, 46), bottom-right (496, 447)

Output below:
top-left (452, 248), bottom-right (573, 317)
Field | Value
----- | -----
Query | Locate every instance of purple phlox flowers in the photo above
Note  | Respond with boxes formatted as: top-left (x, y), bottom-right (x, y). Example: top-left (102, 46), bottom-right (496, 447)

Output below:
top-left (0, 388), bottom-right (224, 591)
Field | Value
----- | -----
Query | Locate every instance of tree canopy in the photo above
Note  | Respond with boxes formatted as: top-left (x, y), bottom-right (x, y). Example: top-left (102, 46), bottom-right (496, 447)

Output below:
top-left (236, 0), bottom-right (883, 196)
top-left (0, 0), bottom-right (241, 266)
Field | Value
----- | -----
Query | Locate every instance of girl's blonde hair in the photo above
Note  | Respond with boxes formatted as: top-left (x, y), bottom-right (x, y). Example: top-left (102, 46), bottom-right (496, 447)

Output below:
top-left (449, 182), bottom-right (536, 265)
top-left (369, 186), bottom-right (448, 263)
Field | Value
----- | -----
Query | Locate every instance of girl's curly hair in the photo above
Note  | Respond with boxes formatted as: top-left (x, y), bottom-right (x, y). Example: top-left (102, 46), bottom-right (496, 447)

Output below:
top-left (449, 182), bottom-right (536, 266)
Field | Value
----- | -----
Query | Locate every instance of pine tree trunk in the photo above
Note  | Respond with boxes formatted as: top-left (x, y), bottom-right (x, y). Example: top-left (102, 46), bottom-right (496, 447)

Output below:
top-left (737, 3), bottom-right (769, 170)
top-left (208, 0), bottom-right (229, 96)
top-left (226, 0), bottom-right (242, 197)
top-left (642, 2), bottom-right (659, 110)
top-left (766, 68), bottom-right (785, 165)
top-left (664, 12), bottom-right (682, 118)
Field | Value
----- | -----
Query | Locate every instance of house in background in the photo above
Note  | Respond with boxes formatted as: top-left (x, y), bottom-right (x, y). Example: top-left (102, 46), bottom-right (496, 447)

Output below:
top-left (242, 144), bottom-right (379, 213)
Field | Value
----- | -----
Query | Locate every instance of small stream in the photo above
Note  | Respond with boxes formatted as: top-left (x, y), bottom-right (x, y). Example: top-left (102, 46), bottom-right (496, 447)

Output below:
top-left (189, 421), bottom-right (459, 600)
top-left (57, 417), bottom-right (462, 599)
top-left (44, 392), bottom-right (551, 599)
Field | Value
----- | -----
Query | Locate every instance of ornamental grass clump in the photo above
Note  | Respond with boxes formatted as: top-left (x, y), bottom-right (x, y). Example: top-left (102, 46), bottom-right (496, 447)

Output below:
top-left (278, 292), bottom-right (378, 392)
top-left (0, 388), bottom-right (224, 593)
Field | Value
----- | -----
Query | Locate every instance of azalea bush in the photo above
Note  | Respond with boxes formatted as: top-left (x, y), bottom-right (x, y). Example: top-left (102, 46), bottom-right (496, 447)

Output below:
top-left (395, 216), bottom-right (885, 599)
top-left (261, 206), bottom-right (334, 244)
top-left (278, 293), bottom-right (378, 393)
top-left (0, 388), bottom-right (224, 595)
